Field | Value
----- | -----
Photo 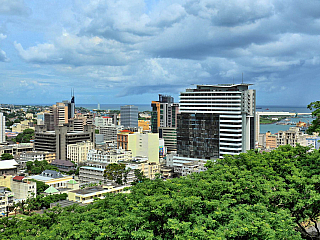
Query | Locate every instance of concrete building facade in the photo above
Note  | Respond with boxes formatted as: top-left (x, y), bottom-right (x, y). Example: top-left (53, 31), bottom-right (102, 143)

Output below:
top-left (67, 141), bottom-right (94, 164)
top-left (34, 125), bottom-right (95, 160)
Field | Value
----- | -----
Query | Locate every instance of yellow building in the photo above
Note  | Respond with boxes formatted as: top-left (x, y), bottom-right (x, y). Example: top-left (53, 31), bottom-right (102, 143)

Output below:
top-left (138, 120), bottom-right (150, 131)
top-left (0, 175), bottom-right (12, 188)
top-left (12, 121), bottom-right (35, 133)
top-left (266, 131), bottom-right (277, 149)
top-left (44, 152), bottom-right (56, 164)
top-left (117, 131), bottom-right (159, 163)
top-left (68, 185), bottom-right (128, 204)
top-left (28, 170), bottom-right (73, 189)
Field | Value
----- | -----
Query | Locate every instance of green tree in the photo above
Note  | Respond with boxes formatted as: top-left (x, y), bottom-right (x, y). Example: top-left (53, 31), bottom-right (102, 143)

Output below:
top-left (104, 163), bottom-right (129, 185)
top-left (29, 179), bottom-right (49, 195)
top-left (307, 101), bottom-right (320, 134)
top-left (1, 153), bottom-right (13, 160)
top-left (15, 128), bottom-right (34, 143)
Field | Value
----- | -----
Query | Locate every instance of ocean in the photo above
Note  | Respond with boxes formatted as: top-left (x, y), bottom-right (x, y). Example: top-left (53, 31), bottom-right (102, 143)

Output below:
top-left (77, 104), bottom-right (151, 112)
top-left (257, 106), bottom-right (314, 133)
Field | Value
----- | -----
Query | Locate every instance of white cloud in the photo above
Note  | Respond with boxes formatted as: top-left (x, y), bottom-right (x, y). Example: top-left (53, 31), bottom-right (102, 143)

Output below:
top-left (7, 0), bottom-right (320, 105)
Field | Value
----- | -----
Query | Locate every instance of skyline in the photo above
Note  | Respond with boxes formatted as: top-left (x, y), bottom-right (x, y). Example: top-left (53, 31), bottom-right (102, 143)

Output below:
top-left (1, 0), bottom-right (320, 105)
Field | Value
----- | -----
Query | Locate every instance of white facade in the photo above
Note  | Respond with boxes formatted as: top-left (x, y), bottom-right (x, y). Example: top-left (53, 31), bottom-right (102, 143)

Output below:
top-left (67, 141), bottom-right (94, 164)
top-left (94, 116), bottom-right (113, 127)
top-left (179, 84), bottom-right (255, 158)
top-left (99, 124), bottom-right (123, 142)
top-left (0, 113), bottom-right (5, 143)
top-left (87, 149), bottom-right (132, 164)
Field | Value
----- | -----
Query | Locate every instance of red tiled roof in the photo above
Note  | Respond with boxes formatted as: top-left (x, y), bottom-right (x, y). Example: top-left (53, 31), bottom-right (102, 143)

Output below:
top-left (121, 130), bottom-right (132, 133)
top-left (13, 176), bottom-right (25, 181)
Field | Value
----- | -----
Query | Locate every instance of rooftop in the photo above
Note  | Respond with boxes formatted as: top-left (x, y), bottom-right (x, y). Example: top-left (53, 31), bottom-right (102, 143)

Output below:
top-left (0, 160), bottom-right (19, 170)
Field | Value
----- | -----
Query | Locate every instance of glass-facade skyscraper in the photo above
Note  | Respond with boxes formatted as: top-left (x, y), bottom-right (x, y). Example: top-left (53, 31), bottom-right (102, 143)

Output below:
top-left (120, 105), bottom-right (138, 128)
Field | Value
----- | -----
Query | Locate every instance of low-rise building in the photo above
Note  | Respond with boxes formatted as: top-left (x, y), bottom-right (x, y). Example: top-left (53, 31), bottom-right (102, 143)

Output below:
top-left (79, 166), bottom-right (105, 183)
top-left (266, 131), bottom-right (277, 149)
top-left (11, 176), bottom-right (37, 200)
top-left (87, 149), bottom-right (132, 164)
top-left (174, 160), bottom-right (207, 177)
top-left (94, 116), bottom-right (113, 127)
top-left (15, 151), bottom-right (56, 168)
top-left (125, 158), bottom-right (160, 179)
top-left (306, 137), bottom-right (320, 149)
top-left (138, 120), bottom-right (150, 131)
top-left (50, 160), bottom-right (75, 173)
top-left (0, 187), bottom-right (14, 215)
top-left (0, 160), bottom-right (19, 176)
top-left (27, 170), bottom-right (73, 189)
top-left (0, 143), bottom-right (33, 156)
top-left (68, 185), bottom-right (127, 204)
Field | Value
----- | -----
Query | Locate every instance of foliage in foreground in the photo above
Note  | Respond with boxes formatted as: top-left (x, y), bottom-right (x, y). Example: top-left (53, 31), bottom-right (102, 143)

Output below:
top-left (3, 145), bottom-right (320, 239)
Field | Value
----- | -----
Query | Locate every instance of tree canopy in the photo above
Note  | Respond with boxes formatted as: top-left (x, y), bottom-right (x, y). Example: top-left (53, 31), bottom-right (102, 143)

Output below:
top-left (104, 163), bottom-right (130, 185)
top-left (15, 128), bottom-right (34, 143)
top-left (26, 160), bottom-right (59, 176)
top-left (307, 101), bottom-right (320, 134)
top-left (3, 145), bottom-right (320, 239)
top-left (1, 153), bottom-right (13, 160)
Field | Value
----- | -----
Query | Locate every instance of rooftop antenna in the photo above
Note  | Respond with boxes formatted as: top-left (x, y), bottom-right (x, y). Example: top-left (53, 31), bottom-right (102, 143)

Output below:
top-left (242, 73), bottom-right (243, 84)
top-left (233, 77), bottom-right (234, 84)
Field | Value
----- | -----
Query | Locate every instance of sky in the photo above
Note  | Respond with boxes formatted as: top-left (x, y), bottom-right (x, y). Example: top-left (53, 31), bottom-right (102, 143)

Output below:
top-left (0, 0), bottom-right (320, 106)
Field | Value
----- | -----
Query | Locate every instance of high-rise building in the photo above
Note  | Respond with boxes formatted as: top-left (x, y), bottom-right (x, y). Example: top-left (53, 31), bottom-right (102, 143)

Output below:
top-left (37, 112), bottom-right (55, 131)
top-left (120, 105), bottom-right (138, 128)
top-left (0, 113), bottom-right (5, 143)
top-left (151, 94), bottom-right (179, 133)
top-left (51, 93), bottom-right (75, 127)
top-left (178, 83), bottom-right (256, 159)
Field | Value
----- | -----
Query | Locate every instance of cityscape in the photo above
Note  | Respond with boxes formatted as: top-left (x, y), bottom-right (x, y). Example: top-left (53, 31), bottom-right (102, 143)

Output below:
top-left (1, 0), bottom-right (320, 239)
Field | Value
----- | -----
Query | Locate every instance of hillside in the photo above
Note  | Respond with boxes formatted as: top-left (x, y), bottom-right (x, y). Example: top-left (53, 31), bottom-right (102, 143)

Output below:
top-left (2, 145), bottom-right (320, 239)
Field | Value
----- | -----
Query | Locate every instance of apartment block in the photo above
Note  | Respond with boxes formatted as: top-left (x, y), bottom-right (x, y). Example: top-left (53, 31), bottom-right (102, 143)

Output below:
top-left (98, 124), bottom-right (123, 142)
top-left (67, 141), bottom-right (94, 164)
top-left (87, 149), bottom-right (132, 164)
top-left (11, 176), bottom-right (37, 200)
top-left (94, 116), bottom-right (113, 127)
top-left (0, 187), bottom-right (14, 215)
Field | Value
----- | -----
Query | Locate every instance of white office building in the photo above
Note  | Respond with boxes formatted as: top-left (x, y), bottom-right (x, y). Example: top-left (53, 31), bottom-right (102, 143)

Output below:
top-left (178, 83), bottom-right (256, 159)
